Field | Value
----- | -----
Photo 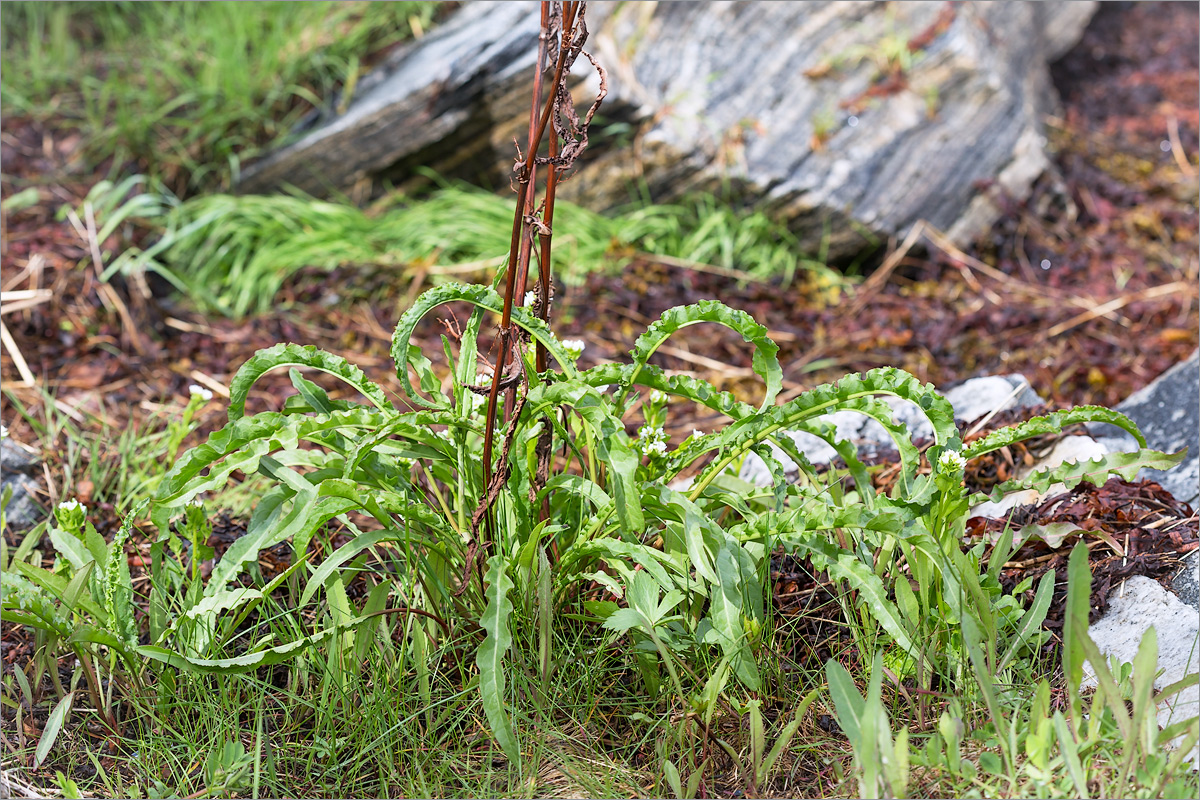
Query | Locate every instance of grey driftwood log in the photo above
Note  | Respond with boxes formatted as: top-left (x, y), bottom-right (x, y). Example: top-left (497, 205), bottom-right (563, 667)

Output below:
top-left (239, 1), bottom-right (1096, 261)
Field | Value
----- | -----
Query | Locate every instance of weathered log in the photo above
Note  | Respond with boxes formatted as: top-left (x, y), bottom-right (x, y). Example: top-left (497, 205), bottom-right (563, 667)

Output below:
top-left (238, 1), bottom-right (1097, 262)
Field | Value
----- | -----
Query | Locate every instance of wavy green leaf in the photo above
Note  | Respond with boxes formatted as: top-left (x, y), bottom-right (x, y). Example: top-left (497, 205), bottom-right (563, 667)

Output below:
top-left (136, 613), bottom-right (377, 673)
top-left (688, 367), bottom-right (957, 500)
top-left (156, 408), bottom-right (394, 506)
top-left (793, 537), bottom-right (916, 656)
top-left (579, 362), bottom-right (756, 421)
top-left (963, 406), bottom-right (1146, 459)
top-left (227, 343), bottom-right (395, 421)
top-left (477, 554), bottom-right (519, 764)
top-left (748, 444), bottom-right (788, 513)
top-left (179, 589), bottom-right (264, 624)
top-left (626, 300), bottom-right (782, 410)
top-left (986, 448), bottom-right (1185, 502)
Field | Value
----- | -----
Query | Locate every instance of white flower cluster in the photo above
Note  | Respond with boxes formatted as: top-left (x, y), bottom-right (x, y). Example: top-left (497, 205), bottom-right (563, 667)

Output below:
top-left (524, 290), bottom-right (537, 307)
top-left (188, 384), bottom-right (214, 402)
top-left (637, 425), bottom-right (669, 456)
top-left (649, 390), bottom-right (667, 405)
top-left (55, 498), bottom-right (87, 535)
top-left (561, 339), bottom-right (586, 361)
top-left (691, 429), bottom-right (705, 439)
top-left (937, 449), bottom-right (967, 473)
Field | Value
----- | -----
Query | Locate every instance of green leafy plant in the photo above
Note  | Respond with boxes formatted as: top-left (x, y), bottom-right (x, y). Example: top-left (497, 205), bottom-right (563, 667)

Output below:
top-left (203, 738), bottom-right (256, 796)
top-left (141, 274), bottom-right (1182, 762)
top-left (1061, 542), bottom-right (1200, 797)
top-left (2, 499), bottom-right (149, 736)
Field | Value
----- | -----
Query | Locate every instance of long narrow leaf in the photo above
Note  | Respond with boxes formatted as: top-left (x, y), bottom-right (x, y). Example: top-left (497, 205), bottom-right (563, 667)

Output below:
top-left (34, 692), bottom-right (74, 768)
top-left (476, 554), bottom-right (520, 765)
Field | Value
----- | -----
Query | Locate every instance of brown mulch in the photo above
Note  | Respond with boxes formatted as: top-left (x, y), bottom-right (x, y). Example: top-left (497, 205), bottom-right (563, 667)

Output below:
top-left (978, 477), bottom-right (1196, 622)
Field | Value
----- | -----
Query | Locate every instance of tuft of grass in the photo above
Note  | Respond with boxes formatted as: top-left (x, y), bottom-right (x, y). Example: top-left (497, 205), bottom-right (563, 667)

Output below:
top-left (1, 1), bottom-right (441, 194)
top-left (0, 385), bottom-right (267, 517)
top-left (83, 177), bottom-right (842, 318)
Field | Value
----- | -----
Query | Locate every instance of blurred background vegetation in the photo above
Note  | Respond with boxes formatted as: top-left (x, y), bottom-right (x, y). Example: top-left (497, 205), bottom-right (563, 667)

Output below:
top-left (2, 0), bottom-right (442, 194)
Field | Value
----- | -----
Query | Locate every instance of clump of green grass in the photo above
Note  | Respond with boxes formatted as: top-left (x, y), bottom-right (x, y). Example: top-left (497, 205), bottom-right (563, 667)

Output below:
top-left (83, 176), bottom-right (841, 317)
top-left (1, 1), bottom-right (440, 193)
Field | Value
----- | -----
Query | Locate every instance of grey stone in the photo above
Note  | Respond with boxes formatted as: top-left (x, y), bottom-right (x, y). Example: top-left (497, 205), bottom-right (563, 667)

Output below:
top-left (740, 373), bottom-right (1044, 486)
top-left (1174, 551), bottom-right (1200, 612)
top-left (238, 1), bottom-right (1096, 261)
top-left (1, 438), bottom-right (44, 529)
top-left (1084, 576), bottom-right (1199, 767)
top-left (1089, 349), bottom-right (1199, 506)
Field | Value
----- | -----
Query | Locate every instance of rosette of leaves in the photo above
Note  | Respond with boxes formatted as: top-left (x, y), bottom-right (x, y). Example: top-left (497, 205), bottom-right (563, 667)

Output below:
top-left (147, 281), bottom-right (1183, 762)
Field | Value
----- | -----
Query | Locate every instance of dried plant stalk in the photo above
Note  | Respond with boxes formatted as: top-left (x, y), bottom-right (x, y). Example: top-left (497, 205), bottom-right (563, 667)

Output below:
top-left (476, 1), bottom-right (606, 548)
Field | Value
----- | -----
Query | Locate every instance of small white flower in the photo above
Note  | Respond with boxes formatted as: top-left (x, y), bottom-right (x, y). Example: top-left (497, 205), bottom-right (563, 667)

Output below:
top-left (188, 384), bottom-right (214, 402)
top-left (937, 449), bottom-right (966, 472)
top-left (638, 425), bottom-right (666, 443)
top-left (649, 390), bottom-right (667, 404)
top-left (523, 291), bottom-right (537, 307)
top-left (636, 425), bottom-right (669, 456)
top-left (187, 495), bottom-right (206, 507)
top-left (57, 499), bottom-right (84, 512)
top-left (596, 385), bottom-right (611, 394)
top-left (0, 425), bottom-right (7, 438)
top-left (561, 339), bottom-right (586, 360)
top-left (691, 429), bottom-right (704, 439)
